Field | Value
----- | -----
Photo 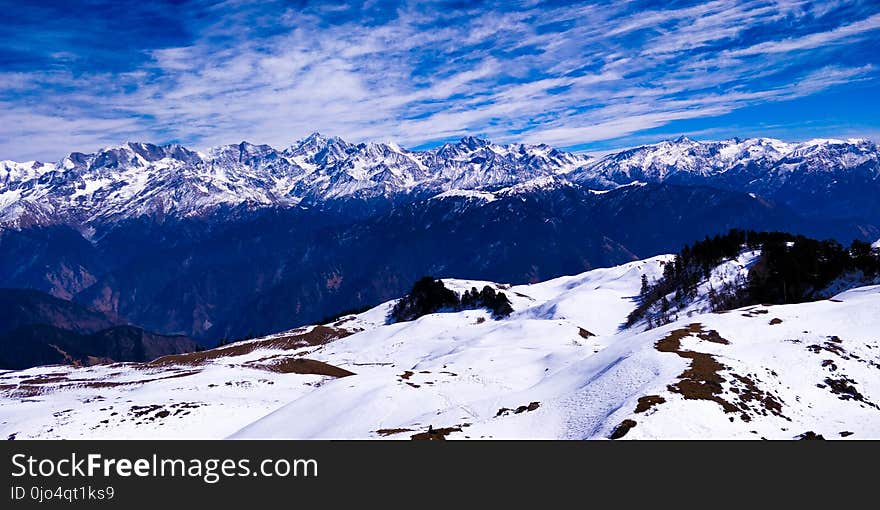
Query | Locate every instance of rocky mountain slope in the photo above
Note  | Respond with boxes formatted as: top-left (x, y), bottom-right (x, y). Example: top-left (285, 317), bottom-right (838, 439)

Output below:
top-left (0, 289), bottom-right (197, 369)
top-left (0, 288), bottom-right (116, 335)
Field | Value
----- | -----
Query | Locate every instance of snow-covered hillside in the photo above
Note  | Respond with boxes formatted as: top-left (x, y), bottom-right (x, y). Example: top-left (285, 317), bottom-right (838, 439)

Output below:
top-left (1, 134), bottom-right (877, 231)
top-left (2, 254), bottom-right (878, 440)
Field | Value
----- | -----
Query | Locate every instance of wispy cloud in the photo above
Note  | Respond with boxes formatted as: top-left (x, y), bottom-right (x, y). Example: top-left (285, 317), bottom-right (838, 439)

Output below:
top-left (727, 11), bottom-right (880, 56)
top-left (1, 0), bottom-right (879, 161)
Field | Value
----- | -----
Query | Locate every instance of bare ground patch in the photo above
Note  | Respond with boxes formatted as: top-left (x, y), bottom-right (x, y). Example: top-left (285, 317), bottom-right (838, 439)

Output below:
top-left (374, 428), bottom-right (415, 437)
top-left (125, 401), bottom-right (206, 424)
top-left (609, 419), bottom-right (637, 439)
top-left (807, 335), bottom-right (880, 372)
top-left (495, 401), bottom-right (540, 417)
top-left (656, 323), bottom-right (786, 422)
top-left (822, 376), bottom-right (877, 408)
top-left (729, 373), bottom-right (785, 419)
top-left (245, 357), bottom-right (354, 378)
top-left (4, 370), bottom-right (199, 398)
top-left (150, 326), bottom-right (352, 367)
top-left (634, 395), bottom-right (666, 413)
top-left (411, 426), bottom-right (463, 440)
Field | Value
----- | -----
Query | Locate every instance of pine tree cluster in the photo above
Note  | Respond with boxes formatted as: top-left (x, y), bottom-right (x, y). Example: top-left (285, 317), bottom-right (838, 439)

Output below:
top-left (627, 229), bottom-right (880, 328)
top-left (390, 277), bottom-right (513, 323)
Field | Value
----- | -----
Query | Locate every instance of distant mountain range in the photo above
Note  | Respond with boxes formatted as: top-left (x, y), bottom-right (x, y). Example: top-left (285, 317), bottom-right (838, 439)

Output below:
top-left (0, 134), bottom-right (588, 231)
top-left (1, 134), bottom-right (878, 343)
top-left (2, 134), bottom-right (877, 232)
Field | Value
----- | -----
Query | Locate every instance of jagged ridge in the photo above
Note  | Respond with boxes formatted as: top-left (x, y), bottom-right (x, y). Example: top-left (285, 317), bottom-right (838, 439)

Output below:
top-left (2, 134), bottom-right (877, 231)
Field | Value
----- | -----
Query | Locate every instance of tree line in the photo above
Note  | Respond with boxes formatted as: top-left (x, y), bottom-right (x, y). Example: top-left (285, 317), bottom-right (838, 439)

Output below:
top-left (628, 229), bottom-right (880, 328)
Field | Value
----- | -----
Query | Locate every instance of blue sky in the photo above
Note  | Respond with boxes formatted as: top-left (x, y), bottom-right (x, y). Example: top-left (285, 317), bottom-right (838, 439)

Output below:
top-left (2, 0), bottom-right (880, 161)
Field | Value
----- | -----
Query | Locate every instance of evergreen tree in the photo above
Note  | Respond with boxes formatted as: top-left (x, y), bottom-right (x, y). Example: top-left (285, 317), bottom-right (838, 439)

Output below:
top-left (390, 277), bottom-right (460, 322)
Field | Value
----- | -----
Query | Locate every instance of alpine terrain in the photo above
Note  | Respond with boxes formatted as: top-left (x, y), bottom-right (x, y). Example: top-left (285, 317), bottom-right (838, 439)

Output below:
top-left (2, 134), bottom-right (878, 344)
top-left (2, 230), bottom-right (879, 440)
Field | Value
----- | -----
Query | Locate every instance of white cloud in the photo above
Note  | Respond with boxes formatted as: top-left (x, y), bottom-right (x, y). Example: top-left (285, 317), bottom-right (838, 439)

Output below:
top-left (726, 12), bottom-right (880, 57)
top-left (1, 1), bottom-right (878, 160)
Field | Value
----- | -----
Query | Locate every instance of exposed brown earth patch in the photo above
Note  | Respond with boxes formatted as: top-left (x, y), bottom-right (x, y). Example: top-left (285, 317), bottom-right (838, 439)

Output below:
top-left (4, 369), bottom-right (199, 398)
top-left (150, 326), bottom-right (351, 367)
top-left (634, 395), bottom-right (666, 413)
top-left (807, 342), bottom-right (846, 357)
top-left (806, 336), bottom-right (863, 362)
top-left (655, 323), bottom-right (786, 422)
top-left (796, 431), bottom-right (825, 440)
top-left (130, 404), bottom-right (163, 418)
top-left (20, 375), bottom-right (71, 385)
top-left (578, 328), bottom-right (596, 339)
top-left (125, 402), bottom-right (204, 424)
top-left (495, 401), bottom-right (540, 417)
top-left (398, 371), bottom-right (414, 380)
top-left (823, 376), bottom-right (877, 408)
top-left (609, 419), bottom-right (637, 439)
top-left (806, 336), bottom-right (880, 372)
top-left (246, 358), bottom-right (354, 378)
top-left (374, 428), bottom-right (414, 436)
top-left (411, 426), bottom-right (463, 440)
top-left (769, 318), bottom-right (783, 325)
top-left (729, 373), bottom-right (785, 420)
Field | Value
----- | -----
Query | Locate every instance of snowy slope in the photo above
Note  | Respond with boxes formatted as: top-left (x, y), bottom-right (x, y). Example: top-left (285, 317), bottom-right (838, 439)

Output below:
top-left (2, 254), bottom-right (878, 440)
top-left (233, 278), bottom-right (880, 440)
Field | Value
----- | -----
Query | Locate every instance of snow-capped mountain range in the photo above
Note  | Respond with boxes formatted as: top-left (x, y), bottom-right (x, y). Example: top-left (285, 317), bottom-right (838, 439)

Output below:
top-left (570, 136), bottom-right (874, 183)
top-left (0, 134), bottom-right (589, 230)
top-left (1, 134), bottom-right (877, 231)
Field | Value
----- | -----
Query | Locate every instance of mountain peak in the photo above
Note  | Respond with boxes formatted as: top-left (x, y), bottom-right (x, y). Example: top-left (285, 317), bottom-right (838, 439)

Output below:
top-left (301, 132), bottom-right (329, 143)
top-left (459, 136), bottom-right (491, 150)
